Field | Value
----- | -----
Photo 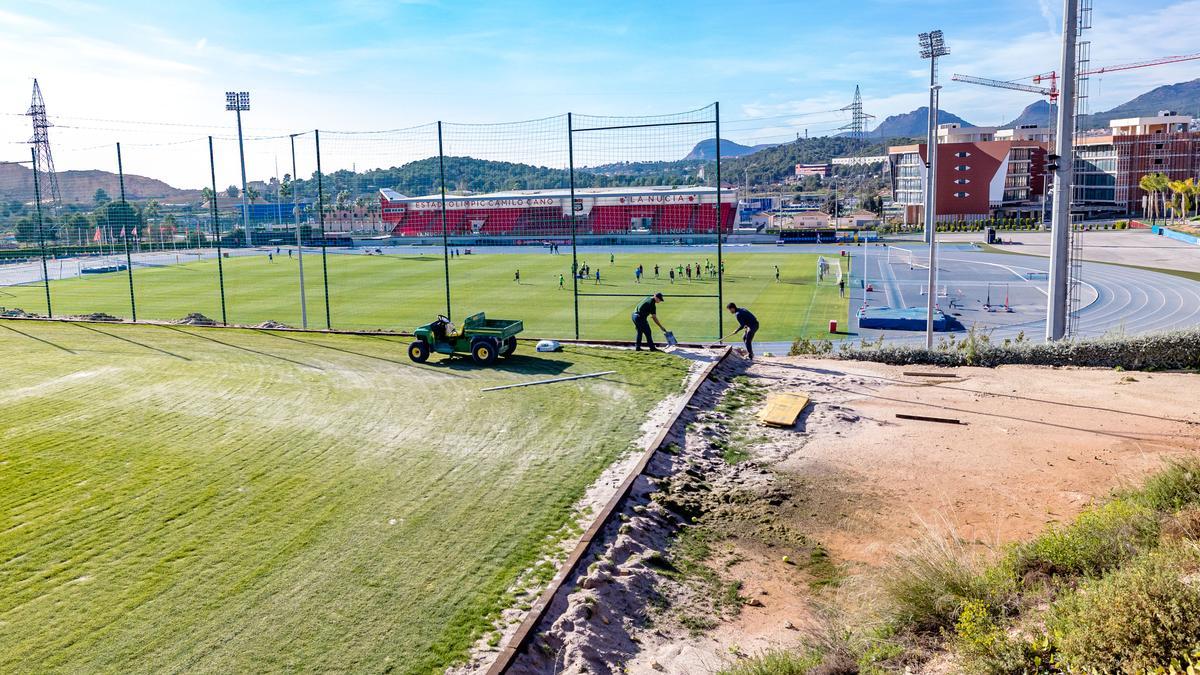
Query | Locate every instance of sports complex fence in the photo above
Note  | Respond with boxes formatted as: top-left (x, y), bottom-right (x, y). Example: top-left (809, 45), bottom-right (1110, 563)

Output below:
top-left (0, 104), bottom-right (758, 341)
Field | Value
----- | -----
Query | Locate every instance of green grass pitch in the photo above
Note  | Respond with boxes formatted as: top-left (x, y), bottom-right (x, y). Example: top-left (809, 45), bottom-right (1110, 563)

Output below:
top-left (0, 319), bottom-right (688, 673)
top-left (5, 251), bottom-right (849, 342)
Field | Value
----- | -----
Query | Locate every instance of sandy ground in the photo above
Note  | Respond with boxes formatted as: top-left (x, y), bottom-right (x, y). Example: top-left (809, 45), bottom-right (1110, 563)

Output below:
top-left (503, 352), bottom-right (1200, 674)
top-left (936, 229), bottom-right (1200, 274)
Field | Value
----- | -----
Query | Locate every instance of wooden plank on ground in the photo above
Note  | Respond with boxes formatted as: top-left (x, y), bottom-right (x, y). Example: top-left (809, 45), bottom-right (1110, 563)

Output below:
top-left (896, 412), bottom-right (963, 425)
top-left (902, 371), bottom-right (959, 378)
top-left (758, 392), bottom-right (810, 427)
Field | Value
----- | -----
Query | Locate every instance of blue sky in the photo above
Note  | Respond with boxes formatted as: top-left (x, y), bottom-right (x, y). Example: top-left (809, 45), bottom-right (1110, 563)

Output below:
top-left (3, 0), bottom-right (1199, 186)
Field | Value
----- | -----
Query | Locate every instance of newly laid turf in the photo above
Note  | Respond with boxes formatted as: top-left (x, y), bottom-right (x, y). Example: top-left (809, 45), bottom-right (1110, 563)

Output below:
top-left (3, 251), bottom-right (848, 341)
top-left (0, 319), bottom-right (688, 673)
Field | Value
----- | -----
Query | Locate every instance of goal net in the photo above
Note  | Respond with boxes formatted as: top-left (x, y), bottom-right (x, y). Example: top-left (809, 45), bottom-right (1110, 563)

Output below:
top-left (816, 256), bottom-right (844, 286)
top-left (886, 246), bottom-right (930, 270)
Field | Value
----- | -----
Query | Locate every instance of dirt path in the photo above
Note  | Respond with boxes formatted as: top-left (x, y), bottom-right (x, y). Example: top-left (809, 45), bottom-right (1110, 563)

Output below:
top-left (508, 354), bottom-right (1199, 674)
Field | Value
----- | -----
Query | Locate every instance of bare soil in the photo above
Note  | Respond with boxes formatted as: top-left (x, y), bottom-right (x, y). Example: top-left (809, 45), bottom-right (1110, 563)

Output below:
top-left (504, 354), bottom-right (1200, 674)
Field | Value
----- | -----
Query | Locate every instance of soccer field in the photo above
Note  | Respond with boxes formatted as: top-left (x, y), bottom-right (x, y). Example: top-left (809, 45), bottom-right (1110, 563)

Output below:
top-left (0, 319), bottom-right (687, 673)
top-left (3, 251), bottom-right (848, 342)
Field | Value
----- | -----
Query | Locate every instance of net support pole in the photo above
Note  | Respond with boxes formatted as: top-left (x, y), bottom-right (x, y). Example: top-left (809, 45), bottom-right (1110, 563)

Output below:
top-left (31, 147), bottom-right (52, 318)
top-left (715, 102), bottom-right (724, 339)
top-left (314, 130), bottom-right (331, 329)
top-left (437, 121), bottom-right (452, 321)
top-left (207, 137), bottom-right (228, 325)
top-left (289, 134), bottom-right (308, 329)
top-left (1046, 0), bottom-right (1078, 341)
top-left (568, 112), bottom-right (580, 340)
top-left (116, 143), bottom-right (137, 322)
top-left (923, 63), bottom-right (941, 349)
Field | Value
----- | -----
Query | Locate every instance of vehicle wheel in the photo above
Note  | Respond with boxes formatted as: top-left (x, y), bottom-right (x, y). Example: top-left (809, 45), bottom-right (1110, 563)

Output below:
top-left (501, 337), bottom-right (517, 357)
top-left (471, 338), bottom-right (499, 366)
top-left (408, 341), bottom-right (430, 363)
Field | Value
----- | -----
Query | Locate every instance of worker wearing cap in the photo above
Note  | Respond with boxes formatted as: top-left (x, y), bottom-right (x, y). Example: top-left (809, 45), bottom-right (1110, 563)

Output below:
top-left (726, 302), bottom-right (760, 360)
top-left (632, 292), bottom-right (667, 352)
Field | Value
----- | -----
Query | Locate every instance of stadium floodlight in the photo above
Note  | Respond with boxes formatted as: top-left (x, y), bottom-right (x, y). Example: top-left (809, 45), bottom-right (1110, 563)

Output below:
top-left (225, 91), bottom-right (252, 247)
top-left (225, 91), bottom-right (250, 111)
top-left (918, 29), bottom-right (948, 348)
top-left (918, 30), bottom-right (949, 59)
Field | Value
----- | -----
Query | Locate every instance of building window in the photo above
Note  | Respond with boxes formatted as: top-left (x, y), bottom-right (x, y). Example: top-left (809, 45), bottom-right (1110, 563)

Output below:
top-left (954, 192), bottom-right (970, 198)
top-left (1154, 159), bottom-right (1163, 165)
top-left (954, 151), bottom-right (971, 158)
top-left (955, 165), bottom-right (970, 171)
top-left (954, 179), bottom-right (970, 184)
top-left (1155, 143), bottom-right (1164, 150)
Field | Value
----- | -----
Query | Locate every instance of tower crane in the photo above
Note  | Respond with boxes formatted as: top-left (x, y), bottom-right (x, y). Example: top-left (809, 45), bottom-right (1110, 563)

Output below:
top-left (952, 51), bottom-right (1200, 102)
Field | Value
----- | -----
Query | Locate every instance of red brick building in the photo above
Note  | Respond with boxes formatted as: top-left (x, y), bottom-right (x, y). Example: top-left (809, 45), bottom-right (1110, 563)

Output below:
top-left (1075, 113), bottom-right (1200, 214)
top-left (887, 124), bottom-right (1048, 223)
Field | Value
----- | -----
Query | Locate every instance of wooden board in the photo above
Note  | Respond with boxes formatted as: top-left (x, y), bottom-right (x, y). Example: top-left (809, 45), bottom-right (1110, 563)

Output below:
top-left (758, 392), bottom-right (810, 427)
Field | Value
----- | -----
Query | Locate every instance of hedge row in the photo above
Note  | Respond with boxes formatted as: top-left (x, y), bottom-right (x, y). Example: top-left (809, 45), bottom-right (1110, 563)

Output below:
top-left (790, 330), bottom-right (1200, 371)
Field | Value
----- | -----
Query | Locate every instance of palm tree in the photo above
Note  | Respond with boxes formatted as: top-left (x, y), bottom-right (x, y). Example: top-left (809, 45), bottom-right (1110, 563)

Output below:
top-left (1168, 179), bottom-right (1193, 224)
top-left (1139, 174), bottom-right (1161, 223)
top-left (1187, 178), bottom-right (1200, 221)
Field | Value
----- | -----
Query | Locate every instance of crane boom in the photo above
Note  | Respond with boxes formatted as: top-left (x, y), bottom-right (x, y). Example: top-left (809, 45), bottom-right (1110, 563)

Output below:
top-left (950, 74), bottom-right (1053, 96)
top-left (954, 51), bottom-right (1200, 103)
top-left (1085, 51), bottom-right (1200, 75)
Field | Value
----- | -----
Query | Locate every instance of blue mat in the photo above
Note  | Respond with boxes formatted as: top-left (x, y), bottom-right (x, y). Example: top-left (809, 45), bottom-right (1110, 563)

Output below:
top-left (858, 306), bottom-right (953, 331)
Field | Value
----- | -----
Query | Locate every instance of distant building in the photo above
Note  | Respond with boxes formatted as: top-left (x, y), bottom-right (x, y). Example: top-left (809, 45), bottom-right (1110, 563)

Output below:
top-left (794, 163), bottom-right (830, 177)
top-left (887, 123), bottom-right (1047, 223)
top-left (771, 210), bottom-right (830, 230)
top-left (234, 201), bottom-right (310, 225)
top-left (1073, 112), bottom-right (1199, 215)
top-left (832, 155), bottom-right (886, 167)
top-left (889, 114), bottom-right (1200, 220)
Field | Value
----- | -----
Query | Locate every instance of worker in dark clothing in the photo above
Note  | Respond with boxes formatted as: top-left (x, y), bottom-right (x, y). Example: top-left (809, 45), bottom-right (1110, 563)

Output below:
top-left (724, 302), bottom-right (760, 360)
top-left (632, 292), bottom-right (667, 351)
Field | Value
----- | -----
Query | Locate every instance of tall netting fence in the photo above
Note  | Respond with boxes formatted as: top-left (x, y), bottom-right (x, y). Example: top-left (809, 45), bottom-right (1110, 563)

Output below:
top-left (439, 116), bottom-right (572, 336)
top-left (310, 125), bottom-right (442, 331)
top-left (2, 104), bottom-right (735, 341)
top-left (569, 104), bottom-right (729, 342)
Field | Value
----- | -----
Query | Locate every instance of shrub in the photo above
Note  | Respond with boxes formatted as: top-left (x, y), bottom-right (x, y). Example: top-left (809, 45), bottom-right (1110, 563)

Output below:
top-left (1127, 459), bottom-right (1200, 512)
top-left (789, 336), bottom-right (834, 356)
top-left (1006, 499), bottom-right (1159, 580)
top-left (954, 599), bottom-right (1040, 673)
top-left (881, 534), bottom-right (992, 633)
top-left (829, 329), bottom-right (1200, 371)
top-left (716, 649), bottom-right (824, 675)
top-left (1050, 543), bottom-right (1200, 673)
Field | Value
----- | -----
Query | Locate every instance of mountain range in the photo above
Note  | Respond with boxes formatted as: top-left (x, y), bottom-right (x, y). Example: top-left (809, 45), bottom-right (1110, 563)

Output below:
top-left (997, 79), bottom-right (1200, 130)
top-left (0, 163), bottom-right (201, 204)
top-left (684, 138), bottom-right (778, 160)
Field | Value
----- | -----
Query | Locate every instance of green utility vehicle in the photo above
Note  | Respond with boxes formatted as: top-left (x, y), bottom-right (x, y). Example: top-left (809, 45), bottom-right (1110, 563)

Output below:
top-left (408, 312), bottom-right (524, 366)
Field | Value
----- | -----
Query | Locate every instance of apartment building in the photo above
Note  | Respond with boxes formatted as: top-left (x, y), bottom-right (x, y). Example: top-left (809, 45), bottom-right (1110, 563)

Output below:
top-left (887, 123), bottom-right (1047, 223)
top-left (890, 114), bottom-right (1200, 221)
top-left (1074, 113), bottom-right (1200, 215)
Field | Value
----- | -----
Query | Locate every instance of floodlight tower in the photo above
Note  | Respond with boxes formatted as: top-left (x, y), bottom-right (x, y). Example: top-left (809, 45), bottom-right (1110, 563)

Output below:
top-left (919, 29), bottom-right (949, 350)
top-left (225, 91), bottom-right (252, 247)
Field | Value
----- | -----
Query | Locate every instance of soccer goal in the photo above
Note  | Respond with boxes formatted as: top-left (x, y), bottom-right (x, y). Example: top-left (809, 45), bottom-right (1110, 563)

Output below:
top-left (885, 246), bottom-right (930, 270)
top-left (816, 256), bottom-right (844, 286)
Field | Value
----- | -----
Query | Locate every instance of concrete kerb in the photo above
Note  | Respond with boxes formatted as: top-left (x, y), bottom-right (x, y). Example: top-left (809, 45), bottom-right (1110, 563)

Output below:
top-left (484, 345), bottom-right (732, 675)
top-left (0, 315), bottom-right (729, 350)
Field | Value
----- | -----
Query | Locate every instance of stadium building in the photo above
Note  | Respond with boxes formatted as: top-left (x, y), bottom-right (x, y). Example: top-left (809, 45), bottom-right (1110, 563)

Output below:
top-left (378, 186), bottom-right (735, 240)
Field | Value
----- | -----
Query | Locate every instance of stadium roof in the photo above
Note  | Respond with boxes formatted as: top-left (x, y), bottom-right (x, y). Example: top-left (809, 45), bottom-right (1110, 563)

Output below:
top-left (380, 185), bottom-right (724, 203)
